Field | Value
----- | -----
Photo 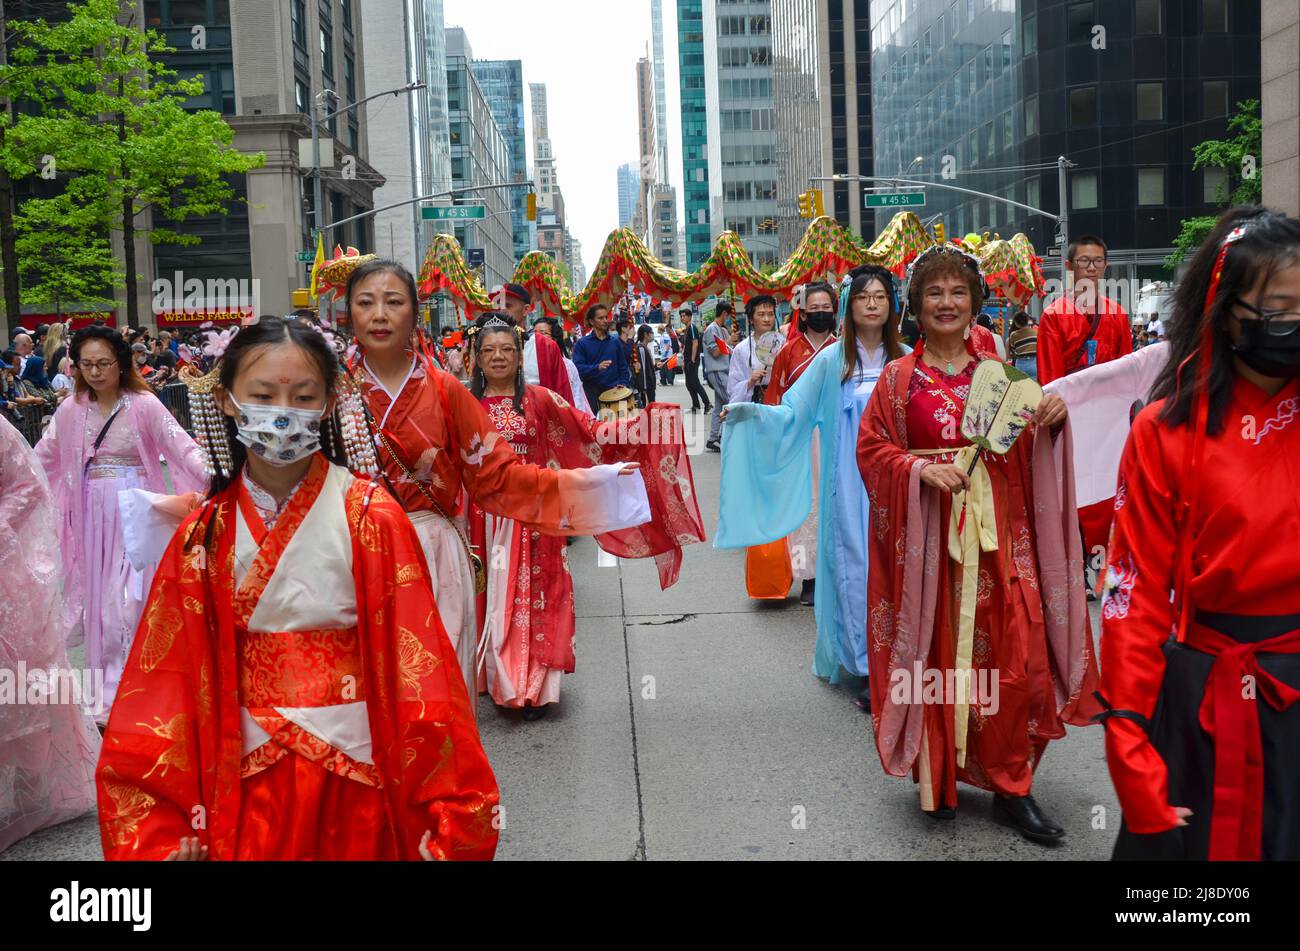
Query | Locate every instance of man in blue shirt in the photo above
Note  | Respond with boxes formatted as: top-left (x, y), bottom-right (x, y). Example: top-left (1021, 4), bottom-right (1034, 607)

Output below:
top-left (572, 303), bottom-right (630, 411)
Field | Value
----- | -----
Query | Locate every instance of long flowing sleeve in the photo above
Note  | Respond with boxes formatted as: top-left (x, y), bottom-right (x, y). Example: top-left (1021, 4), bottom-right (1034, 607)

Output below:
top-left (97, 511), bottom-right (222, 861)
top-left (716, 351), bottom-right (826, 548)
top-left (1099, 407), bottom-right (1182, 834)
top-left (350, 483), bottom-right (499, 860)
top-left (444, 376), bottom-right (644, 537)
top-left (144, 395), bottom-right (209, 494)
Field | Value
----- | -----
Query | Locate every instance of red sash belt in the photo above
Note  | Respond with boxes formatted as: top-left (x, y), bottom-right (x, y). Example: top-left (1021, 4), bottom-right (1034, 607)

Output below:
top-left (1187, 622), bottom-right (1300, 860)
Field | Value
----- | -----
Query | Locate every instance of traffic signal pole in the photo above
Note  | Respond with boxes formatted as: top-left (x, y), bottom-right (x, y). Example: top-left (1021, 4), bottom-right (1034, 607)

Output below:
top-left (810, 155), bottom-right (1073, 283)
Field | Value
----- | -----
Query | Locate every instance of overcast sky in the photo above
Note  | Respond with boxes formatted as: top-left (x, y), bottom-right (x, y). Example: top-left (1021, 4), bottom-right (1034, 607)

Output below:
top-left (443, 0), bottom-right (682, 275)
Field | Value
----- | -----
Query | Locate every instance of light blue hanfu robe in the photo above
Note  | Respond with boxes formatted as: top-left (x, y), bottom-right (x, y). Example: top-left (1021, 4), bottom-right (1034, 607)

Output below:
top-left (716, 339), bottom-right (908, 683)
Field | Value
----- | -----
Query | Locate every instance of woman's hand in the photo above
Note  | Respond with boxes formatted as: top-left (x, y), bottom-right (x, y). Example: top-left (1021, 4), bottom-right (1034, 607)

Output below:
top-left (919, 462), bottom-right (971, 494)
top-left (1034, 393), bottom-right (1067, 429)
top-left (419, 829), bottom-right (439, 861)
top-left (617, 463), bottom-right (641, 476)
top-left (749, 367), bottom-right (766, 386)
top-left (163, 836), bottom-right (208, 861)
top-left (1173, 806), bottom-right (1193, 827)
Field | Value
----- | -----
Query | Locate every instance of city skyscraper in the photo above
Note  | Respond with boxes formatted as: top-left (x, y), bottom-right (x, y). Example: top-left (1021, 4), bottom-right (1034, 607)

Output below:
top-left (702, 0), bottom-right (779, 267)
top-left (650, 0), bottom-right (672, 184)
top-left (618, 161), bottom-right (640, 228)
top-left (446, 28), bottom-right (514, 288)
top-left (771, 0), bottom-right (874, 257)
top-left (473, 58), bottom-right (530, 262)
top-left (677, 0), bottom-right (712, 268)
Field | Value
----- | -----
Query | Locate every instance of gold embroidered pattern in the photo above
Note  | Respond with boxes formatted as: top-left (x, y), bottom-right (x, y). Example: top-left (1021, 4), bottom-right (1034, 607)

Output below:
top-left (140, 595), bottom-right (182, 672)
top-left (100, 767), bottom-right (156, 851)
top-left (138, 714), bottom-right (192, 778)
top-left (397, 627), bottom-right (440, 712)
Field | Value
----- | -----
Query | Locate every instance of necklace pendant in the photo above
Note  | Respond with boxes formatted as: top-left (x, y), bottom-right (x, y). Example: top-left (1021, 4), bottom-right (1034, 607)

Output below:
top-left (946, 361), bottom-right (955, 375)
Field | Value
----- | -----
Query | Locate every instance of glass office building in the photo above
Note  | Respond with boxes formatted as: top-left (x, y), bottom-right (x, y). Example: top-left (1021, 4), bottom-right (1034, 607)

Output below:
top-left (677, 0), bottom-right (713, 268)
top-left (473, 59), bottom-right (531, 262)
top-left (870, 0), bottom-right (1261, 290)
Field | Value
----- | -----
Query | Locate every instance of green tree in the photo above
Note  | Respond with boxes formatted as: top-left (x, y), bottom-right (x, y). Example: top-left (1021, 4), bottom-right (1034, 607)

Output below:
top-left (14, 190), bottom-right (120, 313)
top-left (1166, 99), bottom-right (1261, 267)
top-left (2, 0), bottom-right (264, 326)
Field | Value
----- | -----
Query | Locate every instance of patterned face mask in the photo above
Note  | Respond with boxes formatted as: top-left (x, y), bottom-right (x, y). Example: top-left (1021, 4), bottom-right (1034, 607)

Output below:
top-left (229, 398), bottom-right (324, 466)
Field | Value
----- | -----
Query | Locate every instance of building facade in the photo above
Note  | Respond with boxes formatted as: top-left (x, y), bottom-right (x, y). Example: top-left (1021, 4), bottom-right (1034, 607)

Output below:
top-left (138, 0), bottom-right (384, 323)
top-left (677, 0), bottom-right (712, 268)
top-left (446, 28), bottom-right (514, 289)
top-left (870, 0), bottom-right (1261, 291)
top-left (703, 0), bottom-right (779, 267)
top-left (772, 0), bottom-right (874, 256)
top-left (473, 58), bottom-right (530, 263)
top-left (618, 161), bottom-right (640, 228)
top-left (360, 0), bottom-right (450, 273)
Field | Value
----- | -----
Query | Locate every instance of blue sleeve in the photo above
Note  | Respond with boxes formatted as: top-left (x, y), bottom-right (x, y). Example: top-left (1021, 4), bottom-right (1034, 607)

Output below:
top-left (715, 350), bottom-right (829, 548)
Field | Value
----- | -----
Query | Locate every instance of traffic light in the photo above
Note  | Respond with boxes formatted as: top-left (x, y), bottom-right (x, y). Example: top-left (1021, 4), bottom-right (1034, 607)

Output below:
top-left (798, 191), bottom-right (812, 218)
top-left (934, 221), bottom-right (946, 245)
top-left (526, 192), bottom-right (537, 222)
top-left (810, 188), bottom-right (824, 218)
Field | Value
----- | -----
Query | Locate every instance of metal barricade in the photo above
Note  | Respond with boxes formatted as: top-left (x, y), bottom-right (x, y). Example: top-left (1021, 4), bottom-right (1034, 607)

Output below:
top-left (7, 404), bottom-right (45, 446)
top-left (156, 382), bottom-right (193, 434)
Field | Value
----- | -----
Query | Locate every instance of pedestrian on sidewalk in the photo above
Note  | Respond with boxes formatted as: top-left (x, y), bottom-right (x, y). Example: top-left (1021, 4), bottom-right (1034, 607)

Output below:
top-left (680, 306), bottom-right (712, 414)
top-left (702, 301), bottom-right (736, 451)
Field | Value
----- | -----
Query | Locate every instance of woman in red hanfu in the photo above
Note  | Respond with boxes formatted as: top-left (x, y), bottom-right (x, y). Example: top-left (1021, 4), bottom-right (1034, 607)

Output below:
top-left (1101, 208), bottom-right (1300, 861)
top-left (465, 314), bottom-right (705, 719)
top-left (347, 261), bottom-right (655, 700)
top-left (97, 318), bottom-right (498, 861)
top-left (856, 245), bottom-right (1099, 843)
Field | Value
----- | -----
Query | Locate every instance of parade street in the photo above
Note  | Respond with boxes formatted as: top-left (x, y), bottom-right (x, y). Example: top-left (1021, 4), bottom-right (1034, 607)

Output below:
top-left (3, 385), bottom-right (1117, 863)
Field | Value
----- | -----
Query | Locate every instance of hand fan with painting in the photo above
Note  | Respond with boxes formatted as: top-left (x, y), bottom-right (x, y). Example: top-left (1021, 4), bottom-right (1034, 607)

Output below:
top-left (959, 360), bottom-right (1043, 472)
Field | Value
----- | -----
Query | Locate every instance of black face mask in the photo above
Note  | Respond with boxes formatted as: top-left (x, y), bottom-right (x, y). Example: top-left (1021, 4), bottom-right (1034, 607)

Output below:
top-left (1233, 317), bottom-right (1300, 379)
top-left (803, 312), bottom-right (836, 334)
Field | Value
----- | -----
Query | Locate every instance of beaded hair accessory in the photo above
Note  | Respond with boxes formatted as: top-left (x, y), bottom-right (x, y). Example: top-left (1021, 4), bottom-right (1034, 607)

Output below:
top-left (182, 325), bottom-right (379, 479)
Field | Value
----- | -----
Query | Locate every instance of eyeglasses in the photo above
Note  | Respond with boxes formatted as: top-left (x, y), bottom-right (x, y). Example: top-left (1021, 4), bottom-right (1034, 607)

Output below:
top-left (853, 292), bottom-right (890, 304)
top-left (77, 360), bottom-right (118, 372)
top-left (1232, 298), bottom-right (1300, 337)
top-left (1071, 256), bottom-right (1106, 268)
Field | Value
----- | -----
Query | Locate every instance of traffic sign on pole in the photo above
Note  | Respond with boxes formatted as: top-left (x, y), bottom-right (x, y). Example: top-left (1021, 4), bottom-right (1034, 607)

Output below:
top-left (466, 248), bottom-right (485, 267)
top-left (296, 251), bottom-right (315, 262)
top-left (864, 192), bottom-right (926, 208)
top-left (422, 205), bottom-right (486, 220)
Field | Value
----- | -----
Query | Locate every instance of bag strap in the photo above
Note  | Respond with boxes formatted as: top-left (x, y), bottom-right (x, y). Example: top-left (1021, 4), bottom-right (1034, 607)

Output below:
top-left (84, 402), bottom-right (125, 471)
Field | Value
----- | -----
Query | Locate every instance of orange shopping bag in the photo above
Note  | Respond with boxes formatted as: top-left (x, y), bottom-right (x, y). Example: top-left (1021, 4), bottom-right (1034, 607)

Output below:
top-left (745, 538), bottom-right (793, 600)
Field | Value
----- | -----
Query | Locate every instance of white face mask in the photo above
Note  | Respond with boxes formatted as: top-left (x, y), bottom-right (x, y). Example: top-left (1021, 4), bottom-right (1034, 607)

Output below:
top-left (229, 398), bottom-right (324, 467)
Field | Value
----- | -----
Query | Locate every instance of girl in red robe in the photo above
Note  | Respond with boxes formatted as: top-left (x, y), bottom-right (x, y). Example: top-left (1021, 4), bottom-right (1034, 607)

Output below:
top-left (1101, 208), bottom-right (1300, 861)
top-left (97, 318), bottom-right (498, 860)
top-left (466, 315), bottom-right (705, 719)
top-left (856, 246), bottom-right (1099, 842)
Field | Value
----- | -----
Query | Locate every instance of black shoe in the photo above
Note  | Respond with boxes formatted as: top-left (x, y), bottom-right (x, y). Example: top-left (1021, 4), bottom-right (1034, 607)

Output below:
top-left (706, 440), bottom-right (720, 453)
top-left (924, 806), bottom-right (957, 820)
top-left (992, 793), bottom-right (1064, 843)
top-left (852, 679), bottom-right (871, 711)
top-left (522, 704), bottom-right (551, 721)
top-left (799, 579), bottom-right (815, 606)
top-left (703, 404), bottom-right (714, 413)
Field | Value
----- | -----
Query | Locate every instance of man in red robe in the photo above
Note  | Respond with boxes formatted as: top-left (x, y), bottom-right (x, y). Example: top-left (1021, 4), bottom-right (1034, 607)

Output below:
top-left (1037, 234), bottom-right (1134, 574)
